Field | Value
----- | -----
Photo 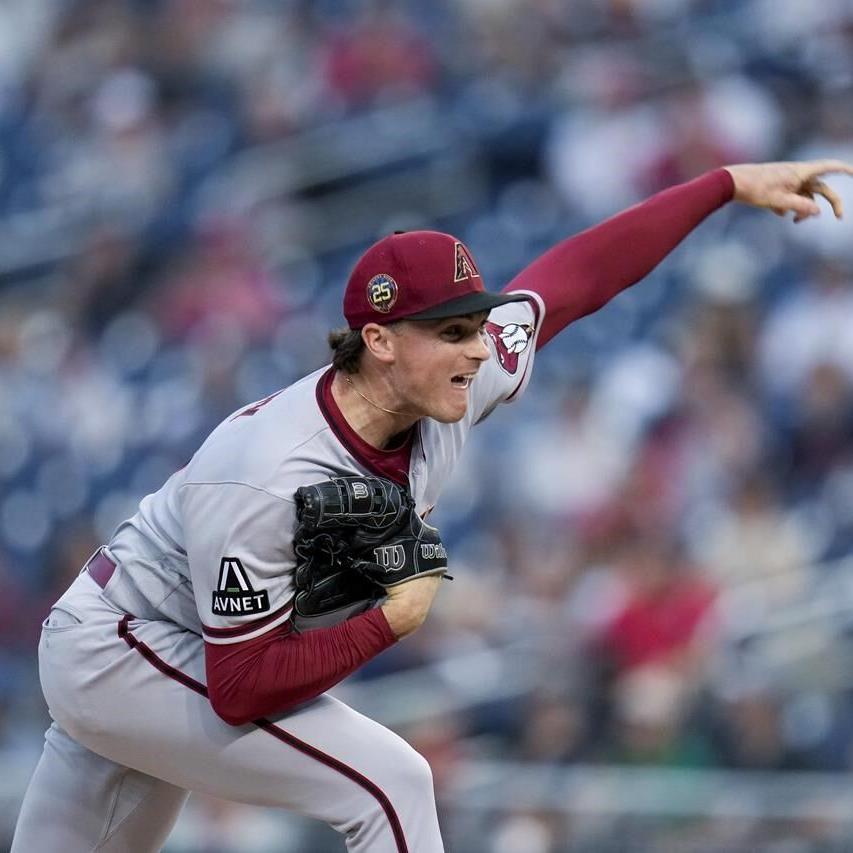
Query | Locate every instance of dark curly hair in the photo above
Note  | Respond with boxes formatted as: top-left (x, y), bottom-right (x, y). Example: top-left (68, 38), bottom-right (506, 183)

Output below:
top-left (328, 327), bottom-right (366, 374)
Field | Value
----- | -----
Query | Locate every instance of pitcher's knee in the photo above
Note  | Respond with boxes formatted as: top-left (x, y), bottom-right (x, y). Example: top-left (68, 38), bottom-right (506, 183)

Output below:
top-left (385, 744), bottom-right (435, 800)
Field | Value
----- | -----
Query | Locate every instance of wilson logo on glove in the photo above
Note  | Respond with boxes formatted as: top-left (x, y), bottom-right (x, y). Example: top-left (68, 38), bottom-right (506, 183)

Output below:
top-left (420, 543), bottom-right (447, 560)
top-left (372, 544), bottom-right (406, 571)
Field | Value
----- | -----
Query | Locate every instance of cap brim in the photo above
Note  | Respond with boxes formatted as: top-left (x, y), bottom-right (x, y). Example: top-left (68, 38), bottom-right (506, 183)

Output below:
top-left (403, 291), bottom-right (530, 321)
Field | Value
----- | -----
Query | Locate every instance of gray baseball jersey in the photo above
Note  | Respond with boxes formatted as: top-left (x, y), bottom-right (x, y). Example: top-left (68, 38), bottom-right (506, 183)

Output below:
top-left (103, 296), bottom-right (543, 644)
top-left (12, 295), bottom-right (543, 853)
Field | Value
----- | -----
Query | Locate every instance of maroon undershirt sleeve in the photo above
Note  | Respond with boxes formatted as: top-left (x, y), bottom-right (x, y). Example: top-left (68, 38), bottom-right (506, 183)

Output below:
top-left (504, 169), bottom-right (735, 347)
top-left (205, 607), bottom-right (397, 725)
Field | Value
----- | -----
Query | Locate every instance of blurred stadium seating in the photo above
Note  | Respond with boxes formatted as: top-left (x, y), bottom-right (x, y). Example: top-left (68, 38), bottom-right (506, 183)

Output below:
top-left (4, 0), bottom-right (853, 850)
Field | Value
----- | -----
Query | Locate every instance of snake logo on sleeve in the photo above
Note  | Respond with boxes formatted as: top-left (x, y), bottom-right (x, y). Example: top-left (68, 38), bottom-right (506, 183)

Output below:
top-left (211, 558), bottom-right (271, 615)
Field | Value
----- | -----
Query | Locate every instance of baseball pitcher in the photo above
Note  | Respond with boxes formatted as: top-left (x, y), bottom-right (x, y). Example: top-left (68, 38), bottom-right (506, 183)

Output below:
top-left (12, 161), bottom-right (853, 852)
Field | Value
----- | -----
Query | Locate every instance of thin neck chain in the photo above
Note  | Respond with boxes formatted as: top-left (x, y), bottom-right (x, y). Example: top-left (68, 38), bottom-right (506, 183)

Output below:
top-left (344, 374), bottom-right (412, 416)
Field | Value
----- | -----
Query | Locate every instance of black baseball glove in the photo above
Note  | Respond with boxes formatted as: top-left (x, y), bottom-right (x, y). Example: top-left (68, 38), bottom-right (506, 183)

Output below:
top-left (292, 476), bottom-right (448, 623)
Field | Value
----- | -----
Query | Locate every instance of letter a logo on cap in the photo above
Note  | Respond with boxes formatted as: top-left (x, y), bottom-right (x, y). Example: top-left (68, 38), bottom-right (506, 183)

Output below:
top-left (454, 242), bottom-right (480, 283)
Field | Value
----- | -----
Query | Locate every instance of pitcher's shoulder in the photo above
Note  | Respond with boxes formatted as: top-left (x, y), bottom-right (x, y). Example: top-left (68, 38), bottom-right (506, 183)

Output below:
top-left (182, 367), bottom-right (333, 494)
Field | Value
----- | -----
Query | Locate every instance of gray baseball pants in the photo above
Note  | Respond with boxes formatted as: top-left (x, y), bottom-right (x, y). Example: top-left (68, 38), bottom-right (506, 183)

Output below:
top-left (12, 571), bottom-right (443, 852)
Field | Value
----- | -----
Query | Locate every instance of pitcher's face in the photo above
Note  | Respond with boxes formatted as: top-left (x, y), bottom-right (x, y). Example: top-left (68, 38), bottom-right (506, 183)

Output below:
top-left (386, 312), bottom-right (491, 423)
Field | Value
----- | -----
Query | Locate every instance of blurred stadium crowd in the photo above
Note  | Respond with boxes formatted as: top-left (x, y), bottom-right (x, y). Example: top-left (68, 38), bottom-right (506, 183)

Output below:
top-left (4, 0), bottom-right (853, 850)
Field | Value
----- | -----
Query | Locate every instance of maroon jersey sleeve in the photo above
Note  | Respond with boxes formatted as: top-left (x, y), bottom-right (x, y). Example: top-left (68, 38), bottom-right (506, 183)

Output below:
top-left (503, 169), bottom-right (735, 347)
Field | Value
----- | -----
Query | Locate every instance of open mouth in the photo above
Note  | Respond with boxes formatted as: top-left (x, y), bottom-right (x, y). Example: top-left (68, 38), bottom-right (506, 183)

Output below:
top-left (451, 373), bottom-right (476, 389)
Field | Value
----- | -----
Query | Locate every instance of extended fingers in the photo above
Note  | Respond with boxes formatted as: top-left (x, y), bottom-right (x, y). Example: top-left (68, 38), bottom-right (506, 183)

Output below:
top-left (808, 179), bottom-right (844, 218)
top-left (796, 159), bottom-right (853, 181)
top-left (781, 162), bottom-right (851, 220)
top-left (777, 190), bottom-right (820, 220)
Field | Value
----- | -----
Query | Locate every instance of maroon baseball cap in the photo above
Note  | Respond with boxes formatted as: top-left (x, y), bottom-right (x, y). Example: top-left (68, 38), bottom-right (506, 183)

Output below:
top-left (343, 230), bottom-right (528, 329)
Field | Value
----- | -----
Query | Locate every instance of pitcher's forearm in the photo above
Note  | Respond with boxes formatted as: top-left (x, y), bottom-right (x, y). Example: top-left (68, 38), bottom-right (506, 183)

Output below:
top-left (381, 575), bottom-right (443, 639)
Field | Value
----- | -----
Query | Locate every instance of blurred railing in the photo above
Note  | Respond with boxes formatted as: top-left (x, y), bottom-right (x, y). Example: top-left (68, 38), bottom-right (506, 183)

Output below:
top-left (450, 761), bottom-right (853, 818)
top-left (719, 554), bottom-right (853, 692)
top-left (332, 641), bottom-right (539, 729)
top-left (0, 98), bottom-right (488, 282)
top-left (446, 763), bottom-right (853, 853)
